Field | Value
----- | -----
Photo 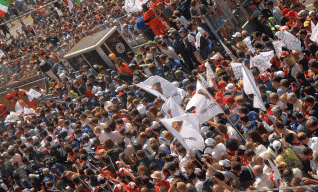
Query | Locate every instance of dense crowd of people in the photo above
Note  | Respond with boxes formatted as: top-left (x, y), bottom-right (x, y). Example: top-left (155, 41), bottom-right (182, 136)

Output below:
top-left (3, 0), bottom-right (318, 191)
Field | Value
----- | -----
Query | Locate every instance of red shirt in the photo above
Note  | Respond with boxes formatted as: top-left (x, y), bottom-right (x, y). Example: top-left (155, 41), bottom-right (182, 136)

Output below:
top-left (156, 180), bottom-right (170, 192)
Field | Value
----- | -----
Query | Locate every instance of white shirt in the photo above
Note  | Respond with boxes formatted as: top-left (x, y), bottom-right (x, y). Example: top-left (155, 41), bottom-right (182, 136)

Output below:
top-left (253, 173), bottom-right (275, 190)
top-left (188, 27), bottom-right (206, 44)
top-left (212, 143), bottom-right (227, 160)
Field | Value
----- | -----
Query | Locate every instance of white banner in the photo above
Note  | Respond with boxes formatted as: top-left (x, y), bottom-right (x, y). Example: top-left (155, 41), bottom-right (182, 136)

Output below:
top-left (198, 74), bottom-right (209, 88)
top-left (243, 36), bottom-right (255, 53)
top-left (15, 101), bottom-right (24, 114)
top-left (311, 21), bottom-right (318, 43)
top-left (272, 40), bottom-right (284, 58)
top-left (260, 50), bottom-right (274, 62)
top-left (161, 97), bottom-right (185, 118)
top-left (136, 75), bottom-right (186, 104)
top-left (312, 21), bottom-right (316, 34)
top-left (125, 0), bottom-right (148, 13)
top-left (250, 55), bottom-right (272, 73)
top-left (26, 88), bottom-right (42, 102)
top-left (159, 114), bottom-right (204, 151)
top-left (275, 31), bottom-right (301, 51)
top-left (206, 63), bottom-right (214, 87)
top-left (231, 62), bottom-right (243, 79)
top-left (186, 80), bottom-right (223, 123)
top-left (241, 66), bottom-right (266, 111)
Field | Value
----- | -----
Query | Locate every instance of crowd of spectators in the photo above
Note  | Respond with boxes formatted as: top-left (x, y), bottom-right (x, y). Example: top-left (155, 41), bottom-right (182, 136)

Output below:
top-left (3, 0), bottom-right (318, 191)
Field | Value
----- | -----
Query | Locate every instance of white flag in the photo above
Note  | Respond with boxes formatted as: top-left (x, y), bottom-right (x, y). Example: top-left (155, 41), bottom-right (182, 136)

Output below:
top-left (231, 62), bottom-right (243, 79)
top-left (241, 66), bottom-right (266, 111)
top-left (26, 88), bottom-right (42, 102)
top-left (159, 114), bottom-right (204, 151)
top-left (205, 63), bottom-right (214, 87)
top-left (272, 40), bottom-right (284, 58)
top-left (65, 0), bottom-right (74, 12)
top-left (311, 21), bottom-right (318, 43)
top-left (125, 0), bottom-right (148, 13)
top-left (198, 74), bottom-right (209, 88)
top-left (275, 31), bottom-right (301, 51)
top-left (260, 50), bottom-right (274, 62)
top-left (243, 36), bottom-right (255, 53)
top-left (250, 54), bottom-right (272, 73)
top-left (186, 80), bottom-right (223, 123)
top-left (161, 97), bottom-right (185, 118)
top-left (15, 101), bottom-right (24, 114)
top-left (24, 107), bottom-right (35, 115)
top-left (312, 21), bottom-right (316, 33)
top-left (5, 112), bottom-right (20, 123)
top-left (136, 75), bottom-right (186, 104)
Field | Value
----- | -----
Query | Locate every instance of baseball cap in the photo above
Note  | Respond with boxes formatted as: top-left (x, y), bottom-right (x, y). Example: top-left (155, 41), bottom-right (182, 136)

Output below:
top-left (223, 96), bottom-right (234, 103)
top-left (205, 138), bottom-right (216, 146)
top-left (211, 54), bottom-right (220, 60)
top-left (219, 159), bottom-right (231, 168)
top-left (117, 92), bottom-right (124, 97)
top-left (304, 21), bottom-right (311, 27)
top-left (232, 32), bottom-right (242, 38)
top-left (298, 10), bottom-right (308, 16)
top-left (95, 91), bottom-right (103, 96)
top-left (281, 51), bottom-right (289, 57)
top-left (273, 140), bottom-right (282, 150)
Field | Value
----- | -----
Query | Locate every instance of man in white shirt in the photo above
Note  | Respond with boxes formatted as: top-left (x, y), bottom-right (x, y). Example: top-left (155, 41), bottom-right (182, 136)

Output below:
top-left (287, 93), bottom-right (302, 112)
top-left (253, 165), bottom-right (275, 190)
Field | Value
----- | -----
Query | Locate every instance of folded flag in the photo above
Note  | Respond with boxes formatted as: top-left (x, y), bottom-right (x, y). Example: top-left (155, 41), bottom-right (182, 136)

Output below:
top-left (0, 0), bottom-right (9, 18)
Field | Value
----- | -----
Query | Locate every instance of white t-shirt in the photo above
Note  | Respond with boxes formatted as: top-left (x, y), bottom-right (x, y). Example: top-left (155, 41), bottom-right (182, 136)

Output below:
top-left (188, 27), bottom-right (206, 44)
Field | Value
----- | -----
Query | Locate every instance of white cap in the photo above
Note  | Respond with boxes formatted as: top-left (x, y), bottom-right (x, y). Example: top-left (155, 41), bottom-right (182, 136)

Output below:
top-left (97, 174), bottom-right (104, 182)
top-left (273, 140), bottom-right (282, 150)
top-left (201, 126), bottom-right (209, 133)
top-left (274, 71), bottom-right (285, 78)
top-left (115, 86), bottom-right (123, 92)
top-left (219, 159), bottom-right (231, 168)
top-left (293, 168), bottom-right (303, 178)
top-left (128, 182), bottom-right (136, 189)
top-left (8, 145), bottom-right (13, 150)
top-left (211, 54), bottom-right (220, 60)
top-left (95, 91), bottom-right (104, 96)
top-left (225, 83), bottom-right (236, 92)
top-left (205, 138), bottom-right (216, 146)
top-left (232, 32), bottom-right (242, 38)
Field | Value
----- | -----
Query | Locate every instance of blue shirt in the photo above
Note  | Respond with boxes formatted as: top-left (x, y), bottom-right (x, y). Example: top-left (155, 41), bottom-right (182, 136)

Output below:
top-left (291, 119), bottom-right (299, 133)
top-left (154, 68), bottom-right (166, 78)
top-left (136, 16), bottom-right (149, 32)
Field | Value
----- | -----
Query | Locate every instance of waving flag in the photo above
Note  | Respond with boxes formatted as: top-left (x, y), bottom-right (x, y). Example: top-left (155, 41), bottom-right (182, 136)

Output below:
top-left (136, 75), bottom-right (185, 104)
top-left (26, 88), bottom-right (42, 102)
top-left (206, 63), bottom-right (214, 87)
top-left (65, 0), bottom-right (74, 12)
top-left (242, 66), bottom-right (266, 111)
top-left (160, 114), bottom-right (204, 151)
top-left (161, 97), bottom-right (185, 118)
top-left (0, 0), bottom-right (9, 18)
top-left (75, 0), bottom-right (83, 2)
top-left (125, 0), bottom-right (148, 13)
top-left (186, 80), bottom-right (223, 123)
